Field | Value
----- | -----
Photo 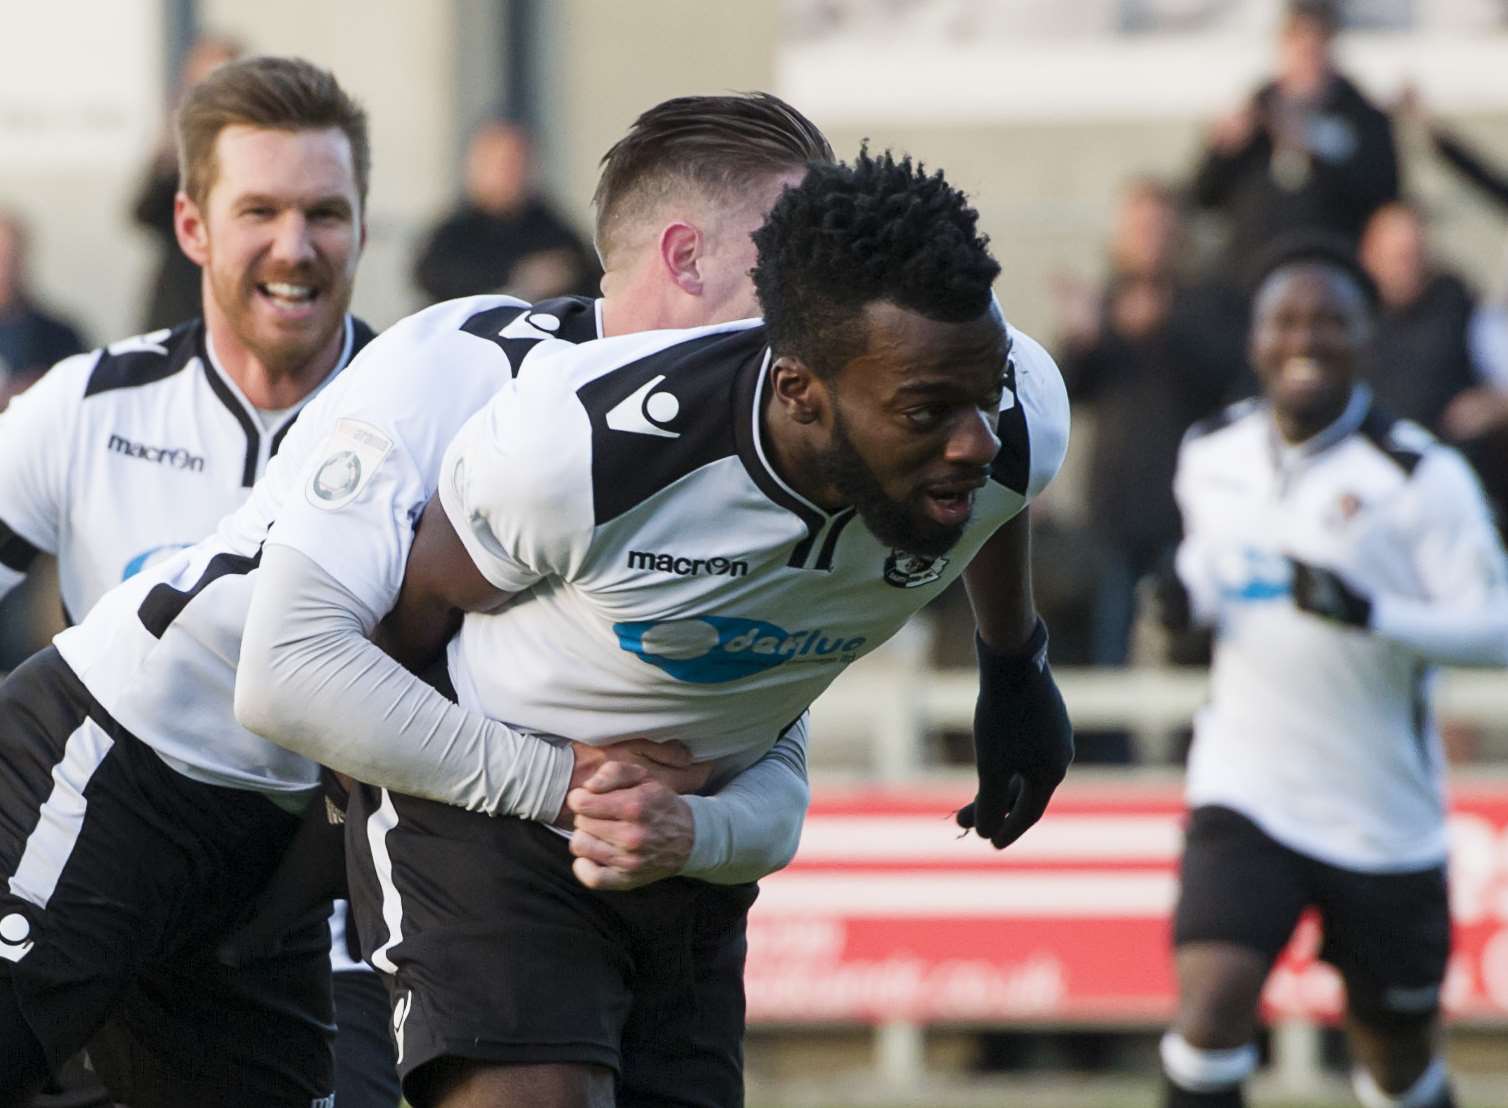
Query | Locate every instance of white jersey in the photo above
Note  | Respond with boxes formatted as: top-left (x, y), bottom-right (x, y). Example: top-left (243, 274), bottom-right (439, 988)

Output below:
top-left (1175, 387), bottom-right (1508, 872)
top-left (0, 317), bottom-right (372, 620)
top-left (435, 317), bottom-right (1070, 781)
top-left (53, 296), bottom-right (599, 798)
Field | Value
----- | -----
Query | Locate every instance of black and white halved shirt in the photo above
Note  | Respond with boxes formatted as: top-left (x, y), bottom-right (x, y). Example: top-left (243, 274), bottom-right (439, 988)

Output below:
top-left (438, 314), bottom-right (1070, 778)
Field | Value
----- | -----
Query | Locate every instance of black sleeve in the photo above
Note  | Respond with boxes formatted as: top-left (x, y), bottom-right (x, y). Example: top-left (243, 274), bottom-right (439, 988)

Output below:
top-left (1189, 90), bottom-right (1270, 211)
top-left (130, 165), bottom-right (180, 239)
top-left (1189, 132), bottom-right (1268, 212)
top-left (1432, 125), bottom-right (1508, 212)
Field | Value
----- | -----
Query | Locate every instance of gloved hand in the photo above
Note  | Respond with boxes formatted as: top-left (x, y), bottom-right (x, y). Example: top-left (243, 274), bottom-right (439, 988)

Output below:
top-left (1288, 556), bottom-right (1372, 629)
top-left (956, 618), bottom-right (1075, 849)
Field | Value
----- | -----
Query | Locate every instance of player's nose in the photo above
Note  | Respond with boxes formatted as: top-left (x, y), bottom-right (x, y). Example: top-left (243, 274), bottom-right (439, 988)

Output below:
top-left (945, 407), bottom-right (1000, 468)
top-left (267, 212), bottom-right (317, 265)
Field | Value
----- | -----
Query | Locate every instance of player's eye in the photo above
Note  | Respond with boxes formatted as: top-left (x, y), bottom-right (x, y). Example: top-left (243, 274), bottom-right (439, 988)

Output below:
top-left (903, 407), bottom-right (944, 431)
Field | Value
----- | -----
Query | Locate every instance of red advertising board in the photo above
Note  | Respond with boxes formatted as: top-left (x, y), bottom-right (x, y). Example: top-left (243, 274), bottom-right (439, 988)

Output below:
top-left (745, 779), bottom-right (1508, 1024)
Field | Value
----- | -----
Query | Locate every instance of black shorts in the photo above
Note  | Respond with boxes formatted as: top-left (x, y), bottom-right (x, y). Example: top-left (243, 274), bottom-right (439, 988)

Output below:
top-left (1173, 804), bottom-right (1451, 1024)
top-left (346, 783), bottom-right (757, 1108)
top-left (0, 648), bottom-right (335, 1106)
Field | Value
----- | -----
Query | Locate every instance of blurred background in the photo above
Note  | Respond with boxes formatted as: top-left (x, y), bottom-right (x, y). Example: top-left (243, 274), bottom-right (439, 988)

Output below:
top-left (5, 1), bottom-right (1508, 1105)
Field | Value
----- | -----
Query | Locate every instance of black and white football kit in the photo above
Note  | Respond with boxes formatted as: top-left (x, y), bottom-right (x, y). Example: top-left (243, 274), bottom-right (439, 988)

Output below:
top-left (1170, 387), bottom-right (1508, 1021)
top-left (0, 317), bottom-right (370, 620)
top-left (0, 315), bottom-right (371, 1105)
top-left (335, 313), bottom-right (1069, 1101)
top-left (0, 296), bottom-right (818, 1104)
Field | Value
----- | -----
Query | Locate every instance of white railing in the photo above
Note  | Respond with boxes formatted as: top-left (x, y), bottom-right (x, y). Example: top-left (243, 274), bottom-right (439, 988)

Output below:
top-left (811, 637), bottom-right (1508, 777)
top-left (802, 648), bottom-right (1508, 1091)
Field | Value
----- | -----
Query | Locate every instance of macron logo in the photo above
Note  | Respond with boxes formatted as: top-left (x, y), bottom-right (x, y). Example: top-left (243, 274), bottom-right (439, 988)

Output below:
top-left (606, 375), bottom-right (680, 439)
top-left (107, 434), bottom-right (205, 472)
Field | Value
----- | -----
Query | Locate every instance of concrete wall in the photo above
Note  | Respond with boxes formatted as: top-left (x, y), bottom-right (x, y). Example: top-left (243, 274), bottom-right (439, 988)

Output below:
top-left (546, 0), bottom-right (782, 240)
top-left (0, 0), bottom-right (163, 346)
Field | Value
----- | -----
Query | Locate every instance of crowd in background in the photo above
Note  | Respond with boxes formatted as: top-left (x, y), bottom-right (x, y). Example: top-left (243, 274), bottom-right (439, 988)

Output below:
top-left (1025, 0), bottom-right (1508, 769)
top-left (4, 2), bottom-right (1508, 769)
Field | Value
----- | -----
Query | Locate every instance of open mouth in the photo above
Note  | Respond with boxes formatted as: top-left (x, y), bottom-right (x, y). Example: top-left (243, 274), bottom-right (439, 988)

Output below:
top-left (922, 480), bottom-right (985, 526)
top-left (255, 280), bottom-right (321, 315)
top-left (1280, 355), bottom-right (1327, 389)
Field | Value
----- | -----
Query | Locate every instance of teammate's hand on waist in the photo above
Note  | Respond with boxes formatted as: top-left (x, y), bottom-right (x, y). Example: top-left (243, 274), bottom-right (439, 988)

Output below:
top-left (956, 620), bottom-right (1074, 850)
top-left (1288, 556), bottom-right (1373, 629)
top-left (564, 761), bottom-right (695, 891)
top-left (556, 739), bottom-right (709, 828)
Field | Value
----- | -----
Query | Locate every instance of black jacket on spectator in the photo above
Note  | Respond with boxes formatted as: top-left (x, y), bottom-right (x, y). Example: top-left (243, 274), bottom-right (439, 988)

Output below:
top-left (1367, 273), bottom-right (1478, 434)
top-left (131, 165), bottom-right (202, 334)
top-left (0, 299), bottom-right (85, 381)
top-left (1193, 75), bottom-right (1399, 283)
top-left (413, 199), bottom-right (601, 305)
top-left (1060, 280), bottom-right (1250, 575)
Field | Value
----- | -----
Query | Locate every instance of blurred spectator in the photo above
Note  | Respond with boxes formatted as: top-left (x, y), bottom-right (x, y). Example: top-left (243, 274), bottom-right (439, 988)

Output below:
top-left (130, 35), bottom-right (242, 332)
top-left (1391, 86), bottom-right (1508, 527)
top-left (1054, 178), bottom-right (1247, 667)
top-left (1190, 0), bottom-right (1399, 283)
top-left (0, 211), bottom-right (86, 411)
top-left (412, 118), bottom-right (601, 304)
top-left (1358, 200), bottom-right (1480, 432)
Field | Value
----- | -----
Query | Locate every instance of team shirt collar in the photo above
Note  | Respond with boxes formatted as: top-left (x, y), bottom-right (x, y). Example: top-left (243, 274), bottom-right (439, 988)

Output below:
top-left (1268, 382), bottom-right (1372, 473)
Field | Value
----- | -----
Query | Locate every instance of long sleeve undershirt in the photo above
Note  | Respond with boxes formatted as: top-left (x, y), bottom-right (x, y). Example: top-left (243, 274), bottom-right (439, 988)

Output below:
top-left (237, 542), bottom-right (810, 882)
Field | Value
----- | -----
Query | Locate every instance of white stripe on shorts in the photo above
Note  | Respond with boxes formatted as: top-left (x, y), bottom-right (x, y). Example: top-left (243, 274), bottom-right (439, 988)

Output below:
top-left (367, 789), bottom-right (406, 974)
top-left (9, 718), bottom-right (115, 909)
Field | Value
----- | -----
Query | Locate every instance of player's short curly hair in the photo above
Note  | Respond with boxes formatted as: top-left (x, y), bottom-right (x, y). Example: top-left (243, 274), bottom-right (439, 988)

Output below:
top-left (751, 147), bottom-right (1001, 374)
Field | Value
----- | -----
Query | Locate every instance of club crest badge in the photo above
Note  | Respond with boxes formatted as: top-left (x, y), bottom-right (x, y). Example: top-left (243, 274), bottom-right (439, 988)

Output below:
top-left (883, 549), bottom-right (948, 589)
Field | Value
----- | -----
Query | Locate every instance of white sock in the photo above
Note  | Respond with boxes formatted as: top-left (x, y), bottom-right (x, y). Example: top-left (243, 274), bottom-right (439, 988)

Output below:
top-left (1160, 1030), bottom-right (1258, 1093)
top-left (1352, 1057), bottom-right (1449, 1108)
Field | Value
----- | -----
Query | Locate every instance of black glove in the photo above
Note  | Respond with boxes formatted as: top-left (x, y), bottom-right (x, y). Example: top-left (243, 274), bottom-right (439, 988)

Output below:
top-left (1288, 557), bottom-right (1372, 629)
top-left (956, 618), bottom-right (1075, 849)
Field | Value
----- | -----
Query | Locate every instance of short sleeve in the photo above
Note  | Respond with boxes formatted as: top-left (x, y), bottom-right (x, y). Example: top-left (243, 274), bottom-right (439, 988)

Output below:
top-left (263, 296), bottom-right (544, 624)
top-left (1009, 327), bottom-right (1071, 502)
top-left (0, 351), bottom-right (93, 588)
top-left (437, 373), bottom-right (595, 595)
top-left (266, 414), bottom-right (426, 626)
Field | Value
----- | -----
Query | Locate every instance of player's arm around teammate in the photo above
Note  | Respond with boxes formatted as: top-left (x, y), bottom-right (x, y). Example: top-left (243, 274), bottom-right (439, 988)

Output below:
top-left (237, 93), bottom-right (839, 891)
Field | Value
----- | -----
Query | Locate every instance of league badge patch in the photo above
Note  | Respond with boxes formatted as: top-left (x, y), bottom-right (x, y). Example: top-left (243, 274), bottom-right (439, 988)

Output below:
top-left (305, 418), bottom-right (393, 512)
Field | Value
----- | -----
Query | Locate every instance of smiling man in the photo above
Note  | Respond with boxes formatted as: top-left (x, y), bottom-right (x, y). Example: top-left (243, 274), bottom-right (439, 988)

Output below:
top-left (0, 56), bottom-right (376, 1108)
top-left (299, 149), bottom-right (1073, 1108)
top-left (1157, 237), bottom-right (1508, 1108)
top-left (0, 56), bottom-right (372, 621)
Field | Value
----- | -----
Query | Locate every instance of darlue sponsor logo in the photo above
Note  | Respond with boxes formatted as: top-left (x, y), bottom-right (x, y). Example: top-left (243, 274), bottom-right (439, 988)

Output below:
top-left (614, 616), bottom-right (865, 684)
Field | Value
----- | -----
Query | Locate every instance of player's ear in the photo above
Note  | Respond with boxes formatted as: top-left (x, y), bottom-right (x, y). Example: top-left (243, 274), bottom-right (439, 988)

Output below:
top-left (658, 221), bottom-right (703, 296)
top-left (769, 355), bottom-right (826, 425)
top-left (174, 191), bottom-right (210, 267)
